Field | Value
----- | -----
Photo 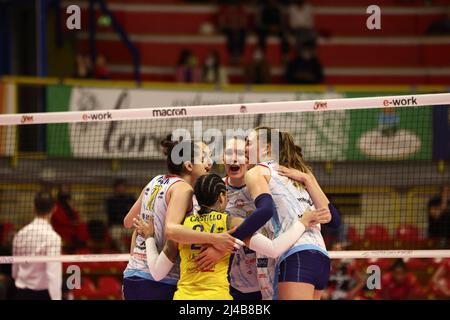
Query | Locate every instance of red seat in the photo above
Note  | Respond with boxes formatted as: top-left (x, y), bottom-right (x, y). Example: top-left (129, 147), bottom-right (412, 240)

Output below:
top-left (364, 225), bottom-right (390, 242)
top-left (367, 258), bottom-right (393, 271)
top-left (77, 223), bottom-right (90, 243)
top-left (75, 248), bottom-right (93, 255)
top-left (97, 276), bottom-right (122, 299)
top-left (81, 261), bottom-right (108, 273)
top-left (0, 223), bottom-right (13, 243)
top-left (396, 225), bottom-right (420, 242)
top-left (403, 258), bottom-right (425, 271)
top-left (73, 277), bottom-right (98, 299)
top-left (347, 226), bottom-right (360, 243)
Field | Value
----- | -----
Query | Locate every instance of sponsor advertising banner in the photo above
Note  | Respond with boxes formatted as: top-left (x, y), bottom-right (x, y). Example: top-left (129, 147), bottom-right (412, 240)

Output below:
top-left (345, 93), bottom-right (433, 161)
top-left (432, 104), bottom-right (450, 160)
top-left (47, 86), bottom-right (346, 160)
top-left (46, 86), bottom-right (435, 161)
top-left (347, 106), bottom-right (432, 161)
top-left (0, 81), bottom-right (16, 156)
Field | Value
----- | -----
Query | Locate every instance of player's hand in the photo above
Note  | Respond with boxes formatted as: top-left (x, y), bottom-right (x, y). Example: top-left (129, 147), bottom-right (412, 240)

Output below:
top-left (211, 227), bottom-right (244, 252)
top-left (133, 217), bottom-right (154, 239)
top-left (300, 208), bottom-right (331, 227)
top-left (194, 246), bottom-right (226, 271)
top-left (277, 165), bottom-right (311, 184)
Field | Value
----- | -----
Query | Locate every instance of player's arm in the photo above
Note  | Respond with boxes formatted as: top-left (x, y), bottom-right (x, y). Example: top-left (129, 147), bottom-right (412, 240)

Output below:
top-left (129, 229), bottom-right (137, 254)
top-left (134, 217), bottom-right (178, 281)
top-left (165, 183), bottom-right (242, 251)
top-left (278, 165), bottom-right (341, 228)
top-left (229, 208), bottom-right (329, 259)
top-left (230, 166), bottom-right (276, 241)
top-left (123, 189), bottom-right (145, 229)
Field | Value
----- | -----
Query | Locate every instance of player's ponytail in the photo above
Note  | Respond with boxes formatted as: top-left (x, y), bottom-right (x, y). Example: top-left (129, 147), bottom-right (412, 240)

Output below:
top-left (194, 173), bottom-right (226, 214)
top-left (279, 131), bottom-right (311, 175)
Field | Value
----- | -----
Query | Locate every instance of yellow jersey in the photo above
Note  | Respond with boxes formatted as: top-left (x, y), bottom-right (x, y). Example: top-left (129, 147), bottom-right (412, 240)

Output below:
top-left (173, 211), bottom-right (232, 300)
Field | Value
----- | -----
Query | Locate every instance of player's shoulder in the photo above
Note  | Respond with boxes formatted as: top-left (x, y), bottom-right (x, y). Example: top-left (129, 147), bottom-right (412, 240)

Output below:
top-left (247, 163), bottom-right (271, 176)
top-left (168, 179), bottom-right (193, 194)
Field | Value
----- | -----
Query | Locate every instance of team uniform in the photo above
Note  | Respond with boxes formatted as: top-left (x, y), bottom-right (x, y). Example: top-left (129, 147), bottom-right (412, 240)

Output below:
top-left (123, 175), bottom-right (183, 300)
top-left (174, 211), bottom-right (232, 300)
top-left (257, 160), bottom-right (330, 299)
top-left (224, 177), bottom-right (265, 300)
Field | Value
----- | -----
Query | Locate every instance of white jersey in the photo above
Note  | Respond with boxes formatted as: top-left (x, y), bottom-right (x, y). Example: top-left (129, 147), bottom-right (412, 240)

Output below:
top-left (259, 160), bottom-right (327, 253)
top-left (257, 160), bottom-right (328, 299)
top-left (124, 174), bottom-right (183, 285)
top-left (224, 177), bottom-right (260, 294)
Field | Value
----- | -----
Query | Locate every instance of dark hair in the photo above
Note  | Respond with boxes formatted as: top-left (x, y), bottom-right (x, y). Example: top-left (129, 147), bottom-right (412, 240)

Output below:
top-left (166, 140), bottom-right (202, 175)
top-left (177, 49), bottom-right (192, 66)
top-left (428, 198), bottom-right (441, 209)
top-left (194, 173), bottom-right (226, 214)
top-left (34, 191), bottom-right (55, 215)
top-left (390, 258), bottom-right (406, 271)
top-left (113, 178), bottom-right (126, 189)
top-left (160, 133), bottom-right (173, 148)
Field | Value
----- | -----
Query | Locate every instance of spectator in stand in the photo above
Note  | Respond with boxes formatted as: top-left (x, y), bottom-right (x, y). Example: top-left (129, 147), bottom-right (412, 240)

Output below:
top-left (75, 53), bottom-right (93, 79)
top-left (94, 53), bottom-right (110, 80)
top-left (287, 0), bottom-right (317, 49)
top-left (217, 0), bottom-right (248, 64)
top-left (381, 259), bottom-right (423, 300)
top-left (427, 184), bottom-right (450, 246)
top-left (426, 7), bottom-right (450, 35)
top-left (255, 0), bottom-right (289, 59)
top-left (244, 47), bottom-right (271, 84)
top-left (175, 49), bottom-right (201, 83)
top-left (430, 258), bottom-right (450, 298)
top-left (285, 42), bottom-right (324, 84)
top-left (202, 50), bottom-right (228, 86)
top-left (51, 184), bottom-right (84, 250)
top-left (106, 179), bottom-right (136, 253)
top-left (324, 243), bottom-right (367, 300)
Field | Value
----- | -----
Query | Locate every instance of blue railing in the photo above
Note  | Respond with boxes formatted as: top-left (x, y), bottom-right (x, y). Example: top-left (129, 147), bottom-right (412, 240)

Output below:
top-left (90, 0), bottom-right (141, 84)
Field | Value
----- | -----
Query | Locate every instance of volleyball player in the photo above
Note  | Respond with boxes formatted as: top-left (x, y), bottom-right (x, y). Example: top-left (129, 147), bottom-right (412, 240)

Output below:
top-left (196, 136), bottom-right (339, 299)
top-left (221, 137), bottom-right (262, 300)
top-left (244, 127), bottom-right (340, 300)
top-left (122, 140), bottom-right (238, 300)
top-left (134, 173), bottom-right (327, 299)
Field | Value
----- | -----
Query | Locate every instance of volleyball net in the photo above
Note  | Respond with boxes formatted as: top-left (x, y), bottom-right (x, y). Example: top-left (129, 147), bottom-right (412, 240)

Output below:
top-left (1, 92), bottom-right (450, 299)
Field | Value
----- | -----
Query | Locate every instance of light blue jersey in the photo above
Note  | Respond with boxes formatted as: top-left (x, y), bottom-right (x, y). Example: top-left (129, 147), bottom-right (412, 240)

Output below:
top-left (256, 160), bottom-right (328, 299)
top-left (124, 175), bottom-right (182, 285)
top-left (224, 177), bottom-right (260, 294)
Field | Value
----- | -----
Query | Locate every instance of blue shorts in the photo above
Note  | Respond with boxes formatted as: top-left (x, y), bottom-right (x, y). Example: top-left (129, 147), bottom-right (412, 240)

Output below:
top-left (278, 250), bottom-right (330, 290)
top-left (229, 286), bottom-right (262, 300)
top-left (123, 276), bottom-right (176, 300)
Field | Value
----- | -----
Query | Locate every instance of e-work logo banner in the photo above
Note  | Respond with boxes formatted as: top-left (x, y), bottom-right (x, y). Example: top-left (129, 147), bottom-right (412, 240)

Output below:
top-left (46, 86), bottom-right (345, 160)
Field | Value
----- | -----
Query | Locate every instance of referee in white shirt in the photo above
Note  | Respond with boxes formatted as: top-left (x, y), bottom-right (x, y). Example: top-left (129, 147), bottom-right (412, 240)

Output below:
top-left (12, 191), bottom-right (62, 300)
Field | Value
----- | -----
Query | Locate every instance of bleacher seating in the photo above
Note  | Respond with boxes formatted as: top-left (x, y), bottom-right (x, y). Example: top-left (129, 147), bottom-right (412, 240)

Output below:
top-left (73, 0), bottom-right (450, 84)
